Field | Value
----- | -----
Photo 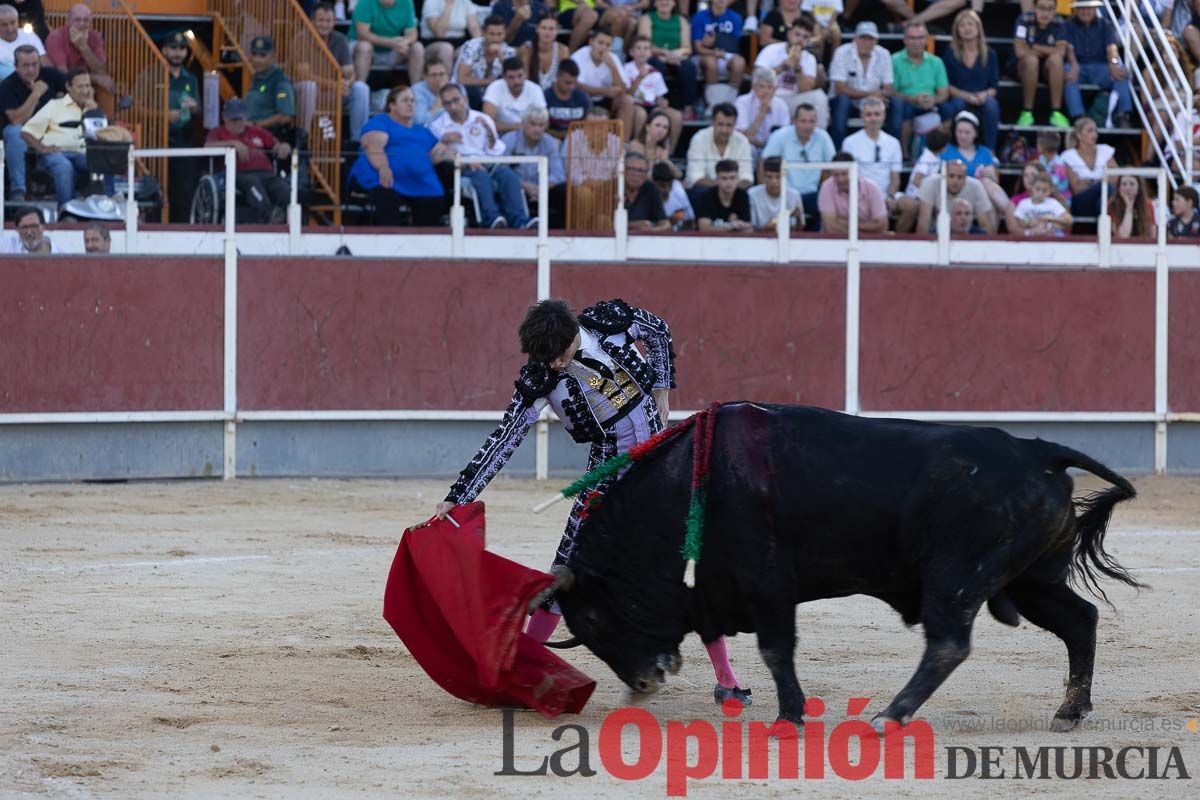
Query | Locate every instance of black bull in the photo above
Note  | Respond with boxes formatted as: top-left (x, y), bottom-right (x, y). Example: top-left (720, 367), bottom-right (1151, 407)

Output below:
top-left (543, 402), bottom-right (1142, 731)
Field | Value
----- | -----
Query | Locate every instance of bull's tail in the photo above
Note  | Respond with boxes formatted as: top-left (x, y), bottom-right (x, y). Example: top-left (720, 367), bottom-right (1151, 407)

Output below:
top-left (1043, 442), bottom-right (1144, 603)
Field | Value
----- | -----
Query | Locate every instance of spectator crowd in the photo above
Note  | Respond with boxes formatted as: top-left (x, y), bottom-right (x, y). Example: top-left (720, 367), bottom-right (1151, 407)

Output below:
top-left (2, 0), bottom-right (1199, 240)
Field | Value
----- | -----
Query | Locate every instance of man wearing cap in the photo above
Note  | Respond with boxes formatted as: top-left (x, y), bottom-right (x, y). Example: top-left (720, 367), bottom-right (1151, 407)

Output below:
top-left (245, 36), bottom-right (296, 141)
top-left (1063, 0), bottom-right (1131, 128)
top-left (20, 66), bottom-right (93, 206)
top-left (204, 97), bottom-right (293, 224)
top-left (160, 32), bottom-right (200, 221)
top-left (0, 44), bottom-right (64, 202)
top-left (828, 21), bottom-right (893, 148)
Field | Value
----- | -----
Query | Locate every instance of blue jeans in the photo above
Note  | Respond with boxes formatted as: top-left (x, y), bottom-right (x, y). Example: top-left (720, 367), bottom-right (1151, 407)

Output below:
top-left (40, 150), bottom-right (92, 205)
top-left (1064, 63), bottom-right (1133, 120)
top-left (347, 79), bottom-right (370, 141)
top-left (938, 95), bottom-right (1001, 151)
top-left (649, 56), bottom-right (699, 108)
top-left (886, 99), bottom-right (924, 141)
top-left (829, 94), bottom-right (854, 149)
top-left (3, 123), bottom-right (26, 193)
top-left (465, 164), bottom-right (529, 227)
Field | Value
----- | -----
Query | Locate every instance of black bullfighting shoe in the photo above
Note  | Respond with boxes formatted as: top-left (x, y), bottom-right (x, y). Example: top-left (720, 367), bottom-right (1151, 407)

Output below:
top-left (713, 684), bottom-right (752, 707)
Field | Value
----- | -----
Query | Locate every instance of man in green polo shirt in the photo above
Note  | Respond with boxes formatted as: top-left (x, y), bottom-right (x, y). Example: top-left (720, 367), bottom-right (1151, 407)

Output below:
top-left (887, 20), bottom-right (947, 154)
top-left (349, 0), bottom-right (426, 84)
top-left (161, 31), bottom-right (201, 222)
top-left (245, 35), bottom-right (296, 141)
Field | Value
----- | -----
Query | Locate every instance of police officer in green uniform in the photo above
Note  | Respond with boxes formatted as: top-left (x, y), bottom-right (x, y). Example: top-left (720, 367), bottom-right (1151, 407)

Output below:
top-left (245, 36), bottom-right (297, 144)
top-left (163, 31), bottom-right (200, 222)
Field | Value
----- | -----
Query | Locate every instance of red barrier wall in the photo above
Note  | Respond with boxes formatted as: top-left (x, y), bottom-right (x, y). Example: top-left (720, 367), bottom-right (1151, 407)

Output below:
top-left (0, 257), bottom-right (222, 413)
top-left (7, 257), bottom-right (1200, 415)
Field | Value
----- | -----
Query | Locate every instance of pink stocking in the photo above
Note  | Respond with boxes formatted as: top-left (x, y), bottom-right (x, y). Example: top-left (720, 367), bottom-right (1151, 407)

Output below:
top-left (525, 609), bottom-right (561, 643)
top-left (704, 637), bottom-right (741, 688)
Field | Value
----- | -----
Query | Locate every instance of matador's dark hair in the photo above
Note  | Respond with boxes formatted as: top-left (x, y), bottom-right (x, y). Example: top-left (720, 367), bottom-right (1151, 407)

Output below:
top-left (519, 299), bottom-right (579, 364)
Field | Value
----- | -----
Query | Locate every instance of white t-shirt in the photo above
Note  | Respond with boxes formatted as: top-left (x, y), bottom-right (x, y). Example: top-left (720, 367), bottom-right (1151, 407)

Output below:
top-left (482, 79), bottom-right (547, 127)
top-left (801, 0), bottom-right (843, 28)
top-left (622, 62), bottom-right (669, 106)
top-left (663, 179), bottom-right (694, 222)
top-left (419, 0), bottom-right (485, 40)
top-left (754, 43), bottom-right (817, 96)
top-left (571, 47), bottom-right (628, 100)
top-left (1014, 196), bottom-right (1068, 236)
top-left (1060, 144), bottom-right (1115, 181)
top-left (841, 129), bottom-right (902, 194)
top-left (0, 30), bottom-right (46, 66)
top-left (905, 146), bottom-right (942, 198)
top-left (429, 109), bottom-right (505, 157)
top-left (829, 42), bottom-right (894, 96)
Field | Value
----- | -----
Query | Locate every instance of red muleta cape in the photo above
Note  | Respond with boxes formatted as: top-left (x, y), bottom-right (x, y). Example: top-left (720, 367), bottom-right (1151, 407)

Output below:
top-left (383, 501), bottom-right (595, 718)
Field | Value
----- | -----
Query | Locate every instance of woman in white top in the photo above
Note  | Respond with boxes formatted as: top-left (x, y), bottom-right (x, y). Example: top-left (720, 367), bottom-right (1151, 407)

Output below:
top-left (420, 0), bottom-right (484, 69)
top-left (520, 10), bottom-right (569, 93)
top-left (1061, 116), bottom-right (1117, 218)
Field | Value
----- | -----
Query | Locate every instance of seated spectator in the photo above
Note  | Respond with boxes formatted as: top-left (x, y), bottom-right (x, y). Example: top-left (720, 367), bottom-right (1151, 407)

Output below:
top-left (1185, 0), bottom-right (1200, 66)
top-left (940, 8), bottom-right (1000, 151)
top-left (20, 67), bottom-right (93, 207)
top-left (1107, 175), bottom-right (1155, 240)
top-left (895, 127), bottom-right (948, 232)
top-left (305, 2), bottom-right (370, 143)
top-left (1168, 185), bottom-right (1199, 238)
top-left (412, 56), bottom-right (451, 126)
top-left (697, 158), bottom-right (753, 232)
top-left (244, 37), bottom-right (296, 142)
top-left (685, 101), bottom-right (752, 192)
top-left (493, 0), bottom-right (550, 49)
top-left (499, 104), bottom-right (565, 225)
top-left (1011, 0), bottom-right (1070, 128)
top-left (1009, 161), bottom-right (1067, 208)
top-left (916, 158), bottom-right (997, 234)
top-left (431, 82), bottom-right (536, 228)
top-left (350, 0), bottom-right (427, 85)
top-left (557, 0), bottom-right (599, 53)
top-left (878, 0), bottom-right (970, 30)
top-left (889, 22), bottom-right (948, 153)
top-left (597, 0), bottom-right (640, 44)
top-left (625, 37), bottom-right (680, 145)
top-left (348, 85), bottom-right (452, 226)
top-left (83, 220), bottom-right (109, 252)
top-left (0, 44), bottom-right (63, 203)
top-left (749, 155), bottom-right (803, 229)
top-left (629, 108), bottom-right (679, 172)
top-left (2, 205), bottom-right (51, 252)
top-left (1064, 0), bottom-right (1132, 128)
top-left (692, 0), bottom-right (746, 108)
top-left (44, 3), bottom-right (113, 97)
top-left (759, 0), bottom-right (803, 45)
top-left (520, 10), bottom-right (568, 93)
top-left (942, 109), bottom-right (1008, 218)
top-left (1034, 129), bottom-right (1071, 203)
top-left (829, 21), bottom-right (893, 148)
top-left (653, 159), bottom-right (694, 228)
top-left (817, 151), bottom-right (889, 234)
top-left (484, 56), bottom-right (546, 133)
top-left (622, 152), bottom-right (670, 230)
top-left (949, 196), bottom-right (984, 235)
top-left (204, 97), bottom-right (293, 224)
top-left (0, 4), bottom-right (49, 79)
top-left (455, 15), bottom-right (516, 108)
top-left (842, 95), bottom-right (902, 219)
top-left (571, 26), bottom-right (641, 141)
top-left (754, 17), bottom-right (828, 127)
top-left (1008, 170), bottom-right (1072, 237)
top-left (639, 0), bottom-right (698, 118)
top-left (736, 67), bottom-right (790, 161)
top-left (419, 0), bottom-right (482, 68)
top-left (1061, 115), bottom-right (1116, 217)
top-left (544, 59), bottom-right (591, 139)
top-left (801, 0), bottom-right (842, 65)
top-left (761, 102), bottom-right (835, 228)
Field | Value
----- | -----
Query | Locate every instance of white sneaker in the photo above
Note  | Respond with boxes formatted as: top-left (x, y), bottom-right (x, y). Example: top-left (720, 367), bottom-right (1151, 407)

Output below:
top-left (523, 216), bottom-right (540, 229)
top-left (490, 216), bottom-right (508, 229)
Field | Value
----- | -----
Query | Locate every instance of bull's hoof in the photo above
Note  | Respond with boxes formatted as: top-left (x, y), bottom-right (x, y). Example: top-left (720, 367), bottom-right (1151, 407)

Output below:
top-left (714, 684), bottom-right (752, 707)
top-left (768, 718), bottom-right (802, 739)
top-left (1050, 716), bottom-right (1080, 733)
top-left (871, 714), bottom-right (906, 735)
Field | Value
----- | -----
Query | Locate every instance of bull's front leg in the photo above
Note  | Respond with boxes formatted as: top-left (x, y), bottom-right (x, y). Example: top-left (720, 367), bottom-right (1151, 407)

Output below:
top-left (752, 605), bottom-right (805, 726)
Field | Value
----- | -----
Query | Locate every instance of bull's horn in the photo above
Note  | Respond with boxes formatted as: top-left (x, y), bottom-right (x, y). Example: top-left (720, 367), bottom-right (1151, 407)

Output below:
top-left (542, 636), bottom-right (582, 649)
top-left (526, 565), bottom-right (575, 613)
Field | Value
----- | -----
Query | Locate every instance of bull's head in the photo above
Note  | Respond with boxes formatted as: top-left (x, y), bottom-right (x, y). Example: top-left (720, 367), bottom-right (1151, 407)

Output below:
top-left (548, 564), bottom-right (689, 696)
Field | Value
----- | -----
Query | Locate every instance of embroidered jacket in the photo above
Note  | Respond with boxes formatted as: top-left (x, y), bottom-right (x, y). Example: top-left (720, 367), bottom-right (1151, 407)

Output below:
top-left (445, 299), bottom-right (675, 504)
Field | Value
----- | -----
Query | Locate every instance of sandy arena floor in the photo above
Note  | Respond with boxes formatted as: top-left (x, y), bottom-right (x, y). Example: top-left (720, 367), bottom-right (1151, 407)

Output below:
top-left (1, 475), bottom-right (1198, 799)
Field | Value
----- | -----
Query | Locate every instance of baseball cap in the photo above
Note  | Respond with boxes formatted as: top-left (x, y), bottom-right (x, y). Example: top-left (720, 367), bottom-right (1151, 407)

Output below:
top-left (854, 21), bottom-right (879, 39)
top-left (223, 97), bottom-right (248, 119)
top-left (250, 35), bottom-right (274, 54)
top-left (163, 31), bottom-right (188, 48)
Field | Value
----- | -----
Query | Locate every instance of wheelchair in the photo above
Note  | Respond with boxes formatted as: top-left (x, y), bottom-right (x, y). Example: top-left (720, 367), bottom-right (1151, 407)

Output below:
top-left (189, 154), bottom-right (294, 225)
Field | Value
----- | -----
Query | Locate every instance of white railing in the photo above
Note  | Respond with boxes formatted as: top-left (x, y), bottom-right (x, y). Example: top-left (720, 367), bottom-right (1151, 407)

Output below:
top-left (1107, 0), bottom-right (1195, 187)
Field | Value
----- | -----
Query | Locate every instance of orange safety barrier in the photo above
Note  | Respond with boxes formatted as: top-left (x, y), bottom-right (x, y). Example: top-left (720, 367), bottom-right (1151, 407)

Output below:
top-left (565, 120), bottom-right (623, 231)
top-left (45, 0), bottom-right (170, 216)
top-left (207, 0), bottom-right (344, 223)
